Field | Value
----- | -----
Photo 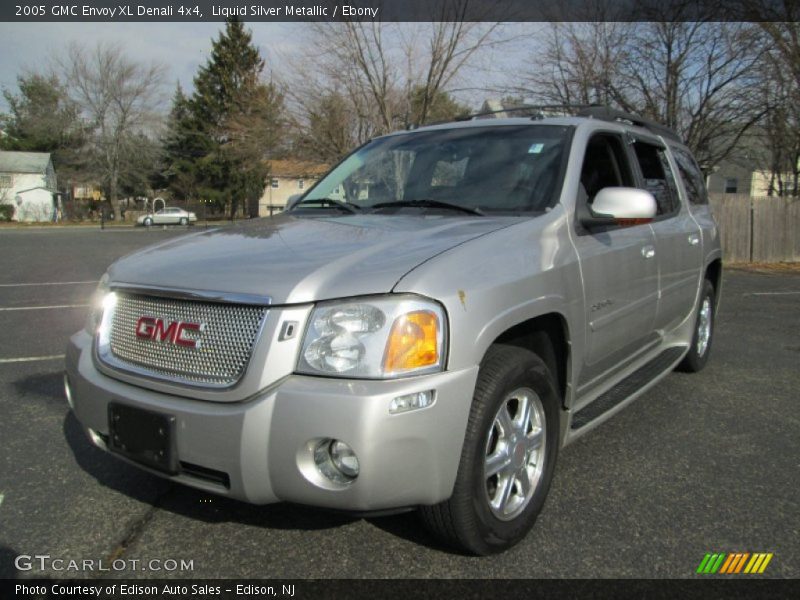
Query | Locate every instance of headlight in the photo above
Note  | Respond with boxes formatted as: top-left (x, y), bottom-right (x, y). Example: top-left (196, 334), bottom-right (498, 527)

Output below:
top-left (297, 295), bottom-right (447, 379)
top-left (84, 273), bottom-right (111, 335)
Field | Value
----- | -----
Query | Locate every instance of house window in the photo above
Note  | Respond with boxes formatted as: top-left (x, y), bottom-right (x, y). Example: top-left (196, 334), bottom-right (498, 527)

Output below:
top-left (298, 179), bottom-right (304, 190)
top-left (271, 178), bottom-right (279, 188)
top-left (724, 178), bottom-right (738, 194)
top-left (0, 174), bottom-right (12, 188)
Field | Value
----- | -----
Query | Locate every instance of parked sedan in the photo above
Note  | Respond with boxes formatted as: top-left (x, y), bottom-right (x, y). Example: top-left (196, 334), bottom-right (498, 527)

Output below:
top-left (137, 207), bottom-right (197, 226)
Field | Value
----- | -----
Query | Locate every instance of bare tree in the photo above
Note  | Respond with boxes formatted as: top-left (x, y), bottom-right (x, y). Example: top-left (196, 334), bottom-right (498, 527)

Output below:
top-left (281, 3), bottom-right (509, 162)
top-left (59, 42), bottom-right (165, 217)
top-left (756, 20), bottom-right (800, 195)
top-left (520, 20), bottom-right (766, 170)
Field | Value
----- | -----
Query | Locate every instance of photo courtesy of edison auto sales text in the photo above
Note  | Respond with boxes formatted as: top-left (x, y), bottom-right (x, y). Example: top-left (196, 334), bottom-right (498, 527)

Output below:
top-left (15, 584), bottom-right (295, 597)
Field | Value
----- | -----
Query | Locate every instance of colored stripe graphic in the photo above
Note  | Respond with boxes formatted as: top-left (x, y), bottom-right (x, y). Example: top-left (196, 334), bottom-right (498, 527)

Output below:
top-left (697, 554), bottom-right (712, 573)
top-left (719, 554), bottom-right (735, 573)
top-left (721, 553), bottom-right (738, 574)
top-left (698, 552), bottom-right (773, 574)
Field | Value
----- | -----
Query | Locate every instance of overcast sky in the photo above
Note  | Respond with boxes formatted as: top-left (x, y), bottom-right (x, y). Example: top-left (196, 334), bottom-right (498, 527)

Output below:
top-left (0, 21), bottom-right (532, 115)
top-left (0, 22), bottom-right (307, 112)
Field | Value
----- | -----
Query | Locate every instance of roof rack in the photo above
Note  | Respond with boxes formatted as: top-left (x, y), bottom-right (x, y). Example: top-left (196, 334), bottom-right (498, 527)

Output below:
top-left (423, 104), bottom-right (683, 143)
top-left (576, 106), bottom-right (682, 142)
top-left (451, 103), bottom-right (602, 122)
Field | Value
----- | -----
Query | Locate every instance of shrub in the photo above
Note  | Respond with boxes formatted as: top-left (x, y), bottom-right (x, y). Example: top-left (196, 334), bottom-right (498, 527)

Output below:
top-left (0, 204), bottom-right (15, 222)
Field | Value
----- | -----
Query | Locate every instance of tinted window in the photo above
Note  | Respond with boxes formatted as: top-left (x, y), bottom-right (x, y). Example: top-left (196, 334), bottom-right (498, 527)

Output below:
top-left (671, 147), bottom-right (708, 205)
top-left (633, 142), bottom-right (680, 216)
top-left (580, 134), bottom-right (634, 203)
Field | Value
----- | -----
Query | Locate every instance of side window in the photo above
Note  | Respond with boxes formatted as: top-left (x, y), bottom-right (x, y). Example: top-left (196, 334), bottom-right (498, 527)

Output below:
top-left (671, 147), bottom-right (708, 205)
top-left (632, 141), bottom-right (680, 216)
top-left (579, 134), bottom-right (634, 204)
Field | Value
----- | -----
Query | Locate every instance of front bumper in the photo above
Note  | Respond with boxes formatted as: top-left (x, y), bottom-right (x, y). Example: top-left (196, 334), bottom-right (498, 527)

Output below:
top-left (65, 331), bottom-right (478, 510)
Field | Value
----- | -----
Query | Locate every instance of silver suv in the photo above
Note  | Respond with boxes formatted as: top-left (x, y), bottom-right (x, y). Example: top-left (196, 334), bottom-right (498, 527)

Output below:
top-left (65, 107), bottom-right (721, 555)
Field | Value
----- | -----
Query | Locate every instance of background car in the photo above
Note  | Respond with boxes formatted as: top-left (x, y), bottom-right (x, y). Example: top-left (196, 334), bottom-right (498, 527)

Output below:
top-left (137, 207), bottom-right (197, 226)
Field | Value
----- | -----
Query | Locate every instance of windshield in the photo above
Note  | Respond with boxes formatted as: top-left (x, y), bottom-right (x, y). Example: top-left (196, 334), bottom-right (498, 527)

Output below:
top-left (301, 124), bottom-right (572, 214)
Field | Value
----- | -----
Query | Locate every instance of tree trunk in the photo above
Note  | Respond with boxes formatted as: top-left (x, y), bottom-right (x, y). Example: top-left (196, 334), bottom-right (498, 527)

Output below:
top-left (109, 172), bottom-right (122, 220)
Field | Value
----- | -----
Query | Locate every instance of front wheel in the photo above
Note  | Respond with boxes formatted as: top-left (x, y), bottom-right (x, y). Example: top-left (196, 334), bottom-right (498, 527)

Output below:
top-left (179, 217), bottom-right (188, 226)
top-left (421, 345), bottom-right (560, 555)
top-left (677, 279), bottom-right (715, 373)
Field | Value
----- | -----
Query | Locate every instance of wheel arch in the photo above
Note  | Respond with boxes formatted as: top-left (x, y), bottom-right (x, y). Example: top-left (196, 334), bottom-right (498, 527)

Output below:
top-left (705, 258), bottom-right (722, 310)
top-left (488, 312), bottom-right (570, 409)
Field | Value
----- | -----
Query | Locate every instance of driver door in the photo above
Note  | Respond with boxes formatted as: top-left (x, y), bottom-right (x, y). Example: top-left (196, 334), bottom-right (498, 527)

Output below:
top-left (572, 133), bottom-right (659, 386)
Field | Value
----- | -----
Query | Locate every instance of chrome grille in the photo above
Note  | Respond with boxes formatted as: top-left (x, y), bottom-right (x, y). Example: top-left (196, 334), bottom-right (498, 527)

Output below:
top-left (102, 293), bottom-right (267, 387)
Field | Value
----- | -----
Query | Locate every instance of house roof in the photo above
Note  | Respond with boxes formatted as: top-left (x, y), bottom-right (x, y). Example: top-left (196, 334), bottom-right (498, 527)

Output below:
top-left (267, 159), bottom-right (329, 178)
top-left (0, 151), bottom-right (52, 174)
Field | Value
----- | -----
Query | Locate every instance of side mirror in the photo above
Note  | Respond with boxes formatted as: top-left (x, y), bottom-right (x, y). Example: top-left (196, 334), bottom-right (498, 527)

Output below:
top-left (285, 194), bottom-right (302, 211)
top-left (581, 187), bottom-right (657, 228)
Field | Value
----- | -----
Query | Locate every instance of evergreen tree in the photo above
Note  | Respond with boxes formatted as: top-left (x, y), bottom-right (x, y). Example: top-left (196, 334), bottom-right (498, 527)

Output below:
top-left (161, 83), bottom-right (203, 201)
top-left (186, 20), bottom-right (283, 218)
top-left (1, 73), bottom-right (85, 175)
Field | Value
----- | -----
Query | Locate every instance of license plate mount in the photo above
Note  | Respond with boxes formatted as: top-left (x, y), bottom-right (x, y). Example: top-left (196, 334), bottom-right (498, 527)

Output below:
top-left (108, 402), bottom-right (178, 475)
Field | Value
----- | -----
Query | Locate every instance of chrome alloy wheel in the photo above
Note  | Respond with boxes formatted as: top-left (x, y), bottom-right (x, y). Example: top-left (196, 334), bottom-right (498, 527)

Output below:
top-left (696, 297), bottom-right (711, 357)
top-left (483, 387), bottom-right (546, 521)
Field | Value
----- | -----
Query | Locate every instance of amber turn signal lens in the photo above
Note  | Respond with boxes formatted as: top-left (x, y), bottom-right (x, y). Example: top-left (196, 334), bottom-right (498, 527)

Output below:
top-left (383, 311), bottom-right (439, 373)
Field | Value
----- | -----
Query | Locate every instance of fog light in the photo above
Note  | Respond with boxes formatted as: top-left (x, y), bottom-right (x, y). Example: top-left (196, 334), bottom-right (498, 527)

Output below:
top-left (63, 373), bottom-right (74, 409)
top-left (313, 439), bottom-right (359, 484)
top-left (329, 440), bottom-right (360, 478)
top-left (389, 390), bottom-right (435, 414)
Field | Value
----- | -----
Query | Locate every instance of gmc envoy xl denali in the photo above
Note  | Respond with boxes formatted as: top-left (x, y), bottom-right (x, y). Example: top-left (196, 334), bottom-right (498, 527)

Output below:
top-left (65, 107), bottom-right (721, 554)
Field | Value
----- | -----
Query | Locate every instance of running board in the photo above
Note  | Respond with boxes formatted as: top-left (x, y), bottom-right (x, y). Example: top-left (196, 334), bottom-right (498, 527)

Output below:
top-left (571, 347), bottom-right (685, 430)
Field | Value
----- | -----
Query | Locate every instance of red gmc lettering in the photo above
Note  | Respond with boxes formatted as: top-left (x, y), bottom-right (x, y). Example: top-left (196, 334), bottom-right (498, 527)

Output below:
top-left (175, 322), bottom-right (201, 347)
top-left (153, 319), bottom-right (178, 343)
top-left (135, 316), bottom-right (156, 338)
top-left (135, 317), bottom-right (201, 349)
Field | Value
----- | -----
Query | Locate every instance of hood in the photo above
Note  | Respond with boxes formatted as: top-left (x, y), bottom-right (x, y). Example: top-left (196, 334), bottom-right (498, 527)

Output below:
top-left (108, 213), bottom-right (519, 305)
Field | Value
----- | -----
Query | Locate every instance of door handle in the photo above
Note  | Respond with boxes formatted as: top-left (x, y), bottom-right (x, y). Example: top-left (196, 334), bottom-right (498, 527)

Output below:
top-left (688, 234), bottom-right (700, 246)
top-left (642, 245), bottom-right (656, 259)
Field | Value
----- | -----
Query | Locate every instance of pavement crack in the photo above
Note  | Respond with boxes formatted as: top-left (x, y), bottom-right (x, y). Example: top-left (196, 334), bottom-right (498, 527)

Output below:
top-left (100, 484), bottom-right (174, 575)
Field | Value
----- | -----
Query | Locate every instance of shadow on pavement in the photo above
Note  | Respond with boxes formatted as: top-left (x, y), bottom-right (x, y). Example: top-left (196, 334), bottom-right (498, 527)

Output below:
top-left (62, 411), bottom-right (358, 533)
top-left (0, 543), bottom-right (21, 579)
top-left (12, 371), bottom-right (64, 405)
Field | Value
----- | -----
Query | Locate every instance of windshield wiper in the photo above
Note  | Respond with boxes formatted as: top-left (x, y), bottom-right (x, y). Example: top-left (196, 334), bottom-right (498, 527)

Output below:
top-left (371, 199), bottom-right (484, 216)
top-left (293, 198), bottom-right (361, 214)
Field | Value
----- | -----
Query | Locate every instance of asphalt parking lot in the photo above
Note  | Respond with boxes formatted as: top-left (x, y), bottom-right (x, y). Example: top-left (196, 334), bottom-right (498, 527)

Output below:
top-left (0, 227), bottom-right (798, 580)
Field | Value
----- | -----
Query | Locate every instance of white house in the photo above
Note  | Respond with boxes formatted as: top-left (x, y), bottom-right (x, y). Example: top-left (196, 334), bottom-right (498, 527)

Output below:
top-left (0, 151), bottom-right (58, 222)
top-left (258, 159), bottom-right (329, 216)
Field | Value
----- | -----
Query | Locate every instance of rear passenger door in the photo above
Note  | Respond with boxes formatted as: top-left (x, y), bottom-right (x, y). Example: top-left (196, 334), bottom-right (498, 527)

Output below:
top-left (630, 138), bottom-right (703, 334)
top-left (572, 133), bottom-right (660, 385)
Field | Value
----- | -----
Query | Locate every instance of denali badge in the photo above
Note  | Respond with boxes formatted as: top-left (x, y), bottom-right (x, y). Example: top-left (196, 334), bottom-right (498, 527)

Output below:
top-left (135, 317), bottom-right (204, 348)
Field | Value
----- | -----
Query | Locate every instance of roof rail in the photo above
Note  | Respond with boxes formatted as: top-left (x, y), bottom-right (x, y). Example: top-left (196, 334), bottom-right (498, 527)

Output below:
top-left (422, 104), bottom-right (683, 143)
top-left (452, 103), bottom-right (602, 122)
top-left (576, 106), bottom-right (682, 142)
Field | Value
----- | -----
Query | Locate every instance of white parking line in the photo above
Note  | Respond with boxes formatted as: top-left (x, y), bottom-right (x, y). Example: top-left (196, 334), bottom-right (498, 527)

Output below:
top-left (0, 354), bottom-right (65, 364)
top-left (745, 291), bottom-right (800, 296)
top-left (0, 304), bottom-right (89, 311)
top-left (0, 280), bottom-right (97, 287)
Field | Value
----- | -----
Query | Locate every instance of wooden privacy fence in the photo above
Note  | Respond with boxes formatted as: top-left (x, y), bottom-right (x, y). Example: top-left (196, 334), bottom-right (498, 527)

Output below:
top-left (708, 194), bottom-right (800, 263)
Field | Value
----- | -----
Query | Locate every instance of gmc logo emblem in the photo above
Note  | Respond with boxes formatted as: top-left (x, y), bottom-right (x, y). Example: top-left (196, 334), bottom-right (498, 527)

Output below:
top-left (135, 317), bottom-right (204, 349)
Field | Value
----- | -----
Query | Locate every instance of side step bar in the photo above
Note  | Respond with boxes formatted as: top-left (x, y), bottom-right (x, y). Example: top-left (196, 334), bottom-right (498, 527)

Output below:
top-left (571, 347), bottom-right (685, 430)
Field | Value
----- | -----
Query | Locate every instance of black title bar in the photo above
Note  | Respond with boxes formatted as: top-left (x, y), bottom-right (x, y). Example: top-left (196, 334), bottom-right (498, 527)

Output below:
top-left (3, 578), bottom-right (800, 600)
top-left (2, 0), bottom-right (798, 22)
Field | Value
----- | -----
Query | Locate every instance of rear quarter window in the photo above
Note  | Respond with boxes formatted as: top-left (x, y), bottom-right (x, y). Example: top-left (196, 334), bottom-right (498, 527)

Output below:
top-left (671, 147), bottom-right (709, 205)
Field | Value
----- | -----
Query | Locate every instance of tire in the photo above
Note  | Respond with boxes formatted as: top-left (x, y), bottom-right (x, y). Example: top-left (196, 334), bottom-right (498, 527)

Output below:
top-left (143, 217), bottom-right (152, 227)
top-left (421, 344), bottom-right (560, 555)
top-left (180, 217), bottom-right (188, 226)
top-left (677, 279), bottom-right (715, 373)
